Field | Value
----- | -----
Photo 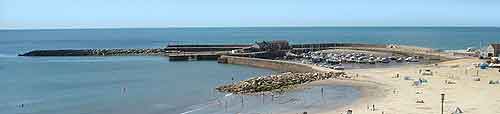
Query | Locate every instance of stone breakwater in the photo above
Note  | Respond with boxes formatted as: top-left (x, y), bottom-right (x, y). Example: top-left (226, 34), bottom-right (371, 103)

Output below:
top-left (216, 72), bottom-right (349, 94)
top-left (18, 48), bottom-right (169, 56)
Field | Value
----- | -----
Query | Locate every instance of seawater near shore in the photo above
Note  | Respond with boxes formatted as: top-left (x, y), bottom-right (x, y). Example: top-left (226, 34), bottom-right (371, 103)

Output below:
top-left (185, 84), bottom-right (360, 114)
top-left (210, 55), bottom-right (369, 114)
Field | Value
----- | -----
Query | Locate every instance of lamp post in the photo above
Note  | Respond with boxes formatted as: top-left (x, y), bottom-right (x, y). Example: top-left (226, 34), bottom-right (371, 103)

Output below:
top-left (441, 93), bottom-right (445, 114)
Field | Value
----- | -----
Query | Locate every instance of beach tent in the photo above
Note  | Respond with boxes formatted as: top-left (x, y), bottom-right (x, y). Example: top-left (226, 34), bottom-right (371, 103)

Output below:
top-left (413, 80), bottom-right (422, 86)
top-left (472, 77), bottom-right (480, 81)
top-left (489, 64), bottom-right (500, 68)
top-left (451, 107), bottom-right (464, 114)
top-left (489, 80), bottom-right (500, 84)
top-left (404, 76), bottom-right (413, 80)
top-left (479, 63), bottom-right (489, 69)
top-left (419, 78), bottom-right (428, 83)
top-left (413, 78), bottom-right (428, 86)
top-left (422, 69), bottom-right (433, 75)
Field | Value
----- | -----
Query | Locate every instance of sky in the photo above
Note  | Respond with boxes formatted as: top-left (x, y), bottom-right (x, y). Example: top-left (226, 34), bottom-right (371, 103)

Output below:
top-left (1, 0), bottom-right (500, 29)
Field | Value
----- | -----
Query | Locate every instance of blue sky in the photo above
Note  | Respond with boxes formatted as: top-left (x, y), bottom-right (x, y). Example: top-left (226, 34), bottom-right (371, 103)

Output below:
top-left (1, 0), bottom-right (500, 29)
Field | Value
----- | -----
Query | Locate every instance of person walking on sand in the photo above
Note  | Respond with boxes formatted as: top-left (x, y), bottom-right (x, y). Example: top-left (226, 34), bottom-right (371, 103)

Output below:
top-left (122, 87), bottom-right (127, 95)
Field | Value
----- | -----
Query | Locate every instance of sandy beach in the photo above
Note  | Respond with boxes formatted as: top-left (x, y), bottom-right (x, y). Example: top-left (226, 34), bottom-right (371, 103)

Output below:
top-left (311, 58), bottom-right (500, 114)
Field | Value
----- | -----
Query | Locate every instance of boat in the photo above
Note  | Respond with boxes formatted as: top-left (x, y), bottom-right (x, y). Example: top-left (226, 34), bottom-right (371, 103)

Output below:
top-left (396, 58), bottom-right (404, 62)
top-left (326, 59), bottom-right (340, 64)
top-left (368, 60), bottom-right (376, 64)
top-left (357, 59), bottom-right (369, 64)
top-left (380, 58), bottom-right (391, 63)
top-left (333, 65), bottom-right (345, 70)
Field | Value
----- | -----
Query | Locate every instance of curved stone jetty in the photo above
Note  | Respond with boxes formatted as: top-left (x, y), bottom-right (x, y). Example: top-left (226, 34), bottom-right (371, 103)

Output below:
top-left (216, 72), bottom-right (349, 94)
top-left (18, 48), bottom-right (168, 56)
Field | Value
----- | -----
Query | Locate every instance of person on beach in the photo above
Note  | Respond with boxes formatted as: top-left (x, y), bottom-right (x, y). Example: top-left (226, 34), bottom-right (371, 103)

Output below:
top-left (320, 88), bottom-right (324, 97)
top-left (122, 87), bottom-right (127, 95)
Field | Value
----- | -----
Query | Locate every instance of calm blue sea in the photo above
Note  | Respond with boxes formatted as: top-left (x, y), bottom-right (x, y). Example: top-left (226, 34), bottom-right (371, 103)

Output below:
top-left (1, 27), bottom-right (499, 114)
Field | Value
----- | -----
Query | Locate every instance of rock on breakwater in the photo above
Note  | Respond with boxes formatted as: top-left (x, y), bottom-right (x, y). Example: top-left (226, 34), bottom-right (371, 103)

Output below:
top-left (216, 72), bottom-right (349, 94)
top-left (18, 48), bottom-right (169, 56)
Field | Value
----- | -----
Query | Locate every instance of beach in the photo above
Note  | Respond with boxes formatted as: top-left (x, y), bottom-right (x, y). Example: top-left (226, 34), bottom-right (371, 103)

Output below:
top-left (310, 58), bottom-right (500, 114)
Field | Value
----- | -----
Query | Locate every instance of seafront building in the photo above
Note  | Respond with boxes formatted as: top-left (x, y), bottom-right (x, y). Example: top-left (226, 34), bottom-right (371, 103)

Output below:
top-left (487, 44), bottom-right (500, 57)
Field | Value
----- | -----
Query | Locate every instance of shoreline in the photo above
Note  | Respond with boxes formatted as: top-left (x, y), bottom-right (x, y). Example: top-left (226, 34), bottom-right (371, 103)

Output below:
top-left (306, 79), bottom-right (389, 114)
top-left (218, 55), bottom-right (392, 114)
top-left (217, 50), bottom-right (475, 114)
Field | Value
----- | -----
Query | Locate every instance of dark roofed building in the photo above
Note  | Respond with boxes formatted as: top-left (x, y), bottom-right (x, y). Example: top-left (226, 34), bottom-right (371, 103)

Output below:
top-left (487, 44), bottom-right (500, 57)
top-left (247, 40), bottom-right (290, 52)
top-left (269, 40), bottom-right (290, 50)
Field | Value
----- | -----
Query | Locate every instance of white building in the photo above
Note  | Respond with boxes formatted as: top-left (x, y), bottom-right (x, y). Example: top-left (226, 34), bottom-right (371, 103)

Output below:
top-left (487, 44), bottom-right (500, 57)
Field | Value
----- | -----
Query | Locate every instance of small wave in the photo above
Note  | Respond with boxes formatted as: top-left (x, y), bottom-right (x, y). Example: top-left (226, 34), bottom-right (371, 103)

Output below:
top-left (178, 93), bottom-right (234, 114)
top-left (0, 54), bottom-right (16, 58)
top-left (179, 106), bottom-right (208, 114)
top-left (43, 57), bottom-right (161, 63)
top-left (4, 98), bottom-right (44, 107)
top-left (45, 59), bottom-right (109, 63)
top-left (224, 93), bottom-right (233, 97)
top-left (179, 102), bottom-right (215, 114)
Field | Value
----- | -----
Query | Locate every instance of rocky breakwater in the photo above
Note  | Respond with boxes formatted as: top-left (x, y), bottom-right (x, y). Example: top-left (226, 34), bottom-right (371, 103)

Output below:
top-left (216, 72), bottom-right (350, 94)
top-left (18, 48), bottom-right (169, 56)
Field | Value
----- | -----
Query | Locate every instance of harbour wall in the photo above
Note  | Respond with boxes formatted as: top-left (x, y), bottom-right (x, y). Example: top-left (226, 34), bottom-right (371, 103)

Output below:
top-left (167, 44), bottom-right (251, 47)
top-left (218, 55), bottom-right (333, 73)
top-left (169, 53), bottom-right (220, 61)
top-left (18, 43), bottom-right (464, 60)
top-left (18, 48), bottom-right (168, 56)
top-left (291, 43), bottom-right (386, 49)
top-left (331, 46), bottom-right (460, 60)
top-left (165, 47), bottom-right (246, 52)
top-left (166, 44), bottom-right (251, 52)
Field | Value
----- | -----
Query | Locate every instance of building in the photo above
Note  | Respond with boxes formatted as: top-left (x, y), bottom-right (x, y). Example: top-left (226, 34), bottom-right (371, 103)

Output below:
top-left (487, 44), bottom-right (500, 57)
top-left (268, 40), bottom-right (290, 50)
top-left (244, 40), bottom-right (290, 52)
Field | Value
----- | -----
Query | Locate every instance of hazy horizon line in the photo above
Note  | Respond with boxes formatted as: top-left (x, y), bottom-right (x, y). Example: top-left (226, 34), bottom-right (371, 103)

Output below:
top-left (1, 25), bottom-right (499, 30)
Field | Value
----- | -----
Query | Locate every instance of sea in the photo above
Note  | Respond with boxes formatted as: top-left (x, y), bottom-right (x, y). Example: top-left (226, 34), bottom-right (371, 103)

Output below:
top-left (1, 27), bottom-right (499, 114)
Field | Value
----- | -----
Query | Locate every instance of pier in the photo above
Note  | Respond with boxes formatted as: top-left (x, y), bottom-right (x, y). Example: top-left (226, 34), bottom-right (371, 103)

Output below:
top-left (165, 44), bottom-right (251, 52)
top-left (168, 53), bottom-right (220, 61)
top-left (18, 41), bottom-right (469, 62)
